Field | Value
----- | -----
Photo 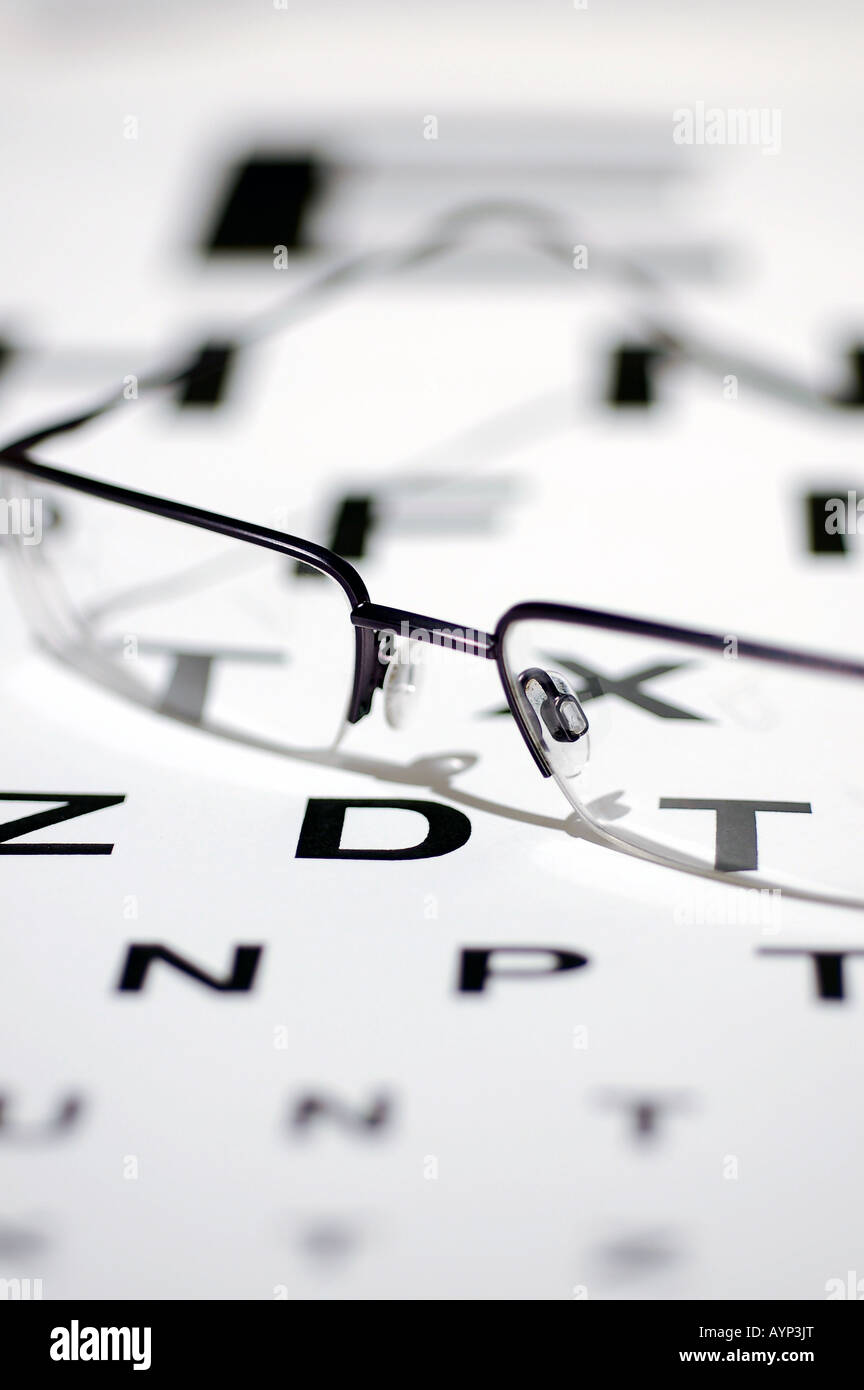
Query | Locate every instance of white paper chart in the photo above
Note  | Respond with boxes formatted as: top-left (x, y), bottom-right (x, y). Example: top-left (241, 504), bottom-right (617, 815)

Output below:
top-left (1, 1), bottom-right (864, 1306)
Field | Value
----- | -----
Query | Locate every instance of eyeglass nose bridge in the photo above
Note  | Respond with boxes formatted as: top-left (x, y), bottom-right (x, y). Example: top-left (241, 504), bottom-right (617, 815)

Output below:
top-left (349, 604), bottom-right (591, 781)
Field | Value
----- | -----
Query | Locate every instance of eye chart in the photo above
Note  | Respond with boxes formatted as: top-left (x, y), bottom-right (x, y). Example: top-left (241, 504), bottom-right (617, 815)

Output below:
top-left (1, 0), bottom-right (864, 1306)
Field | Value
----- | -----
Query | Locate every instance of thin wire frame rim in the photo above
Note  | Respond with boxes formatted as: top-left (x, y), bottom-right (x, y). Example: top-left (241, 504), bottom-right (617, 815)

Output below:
top-left (4, 448), bottom-right (864, 781)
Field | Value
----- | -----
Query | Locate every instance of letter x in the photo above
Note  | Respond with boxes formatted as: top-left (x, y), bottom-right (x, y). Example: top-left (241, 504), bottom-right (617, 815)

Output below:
top-left (547, 655), bottom-right (706, 721)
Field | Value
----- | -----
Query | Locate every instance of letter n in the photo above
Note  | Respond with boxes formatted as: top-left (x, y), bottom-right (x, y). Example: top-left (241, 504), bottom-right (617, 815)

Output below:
top-left (117, 944), bottom-right (262, 993)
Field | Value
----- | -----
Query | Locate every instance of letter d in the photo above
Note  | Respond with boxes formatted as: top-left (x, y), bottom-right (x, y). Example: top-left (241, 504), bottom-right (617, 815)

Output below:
top-left (295, 798), bottom-right (471, 860)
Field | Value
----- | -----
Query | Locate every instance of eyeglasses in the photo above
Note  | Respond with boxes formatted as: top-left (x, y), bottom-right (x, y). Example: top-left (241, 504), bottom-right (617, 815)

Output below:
top-left (3, 204), bottom-right (863, 904)
top-left (4, 442), bottom-right (864, 907)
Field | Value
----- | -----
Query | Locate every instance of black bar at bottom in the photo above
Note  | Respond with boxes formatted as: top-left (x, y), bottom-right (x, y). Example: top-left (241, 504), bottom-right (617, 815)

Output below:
top-left (1, 1298), bottom-right (860, 1372)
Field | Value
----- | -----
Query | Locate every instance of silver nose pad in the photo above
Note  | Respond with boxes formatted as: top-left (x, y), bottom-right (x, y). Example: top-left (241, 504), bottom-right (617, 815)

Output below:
top-left (518, 667), bottom-right (590, 777)
top-left (383, 637), bottom-right (424, 730)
